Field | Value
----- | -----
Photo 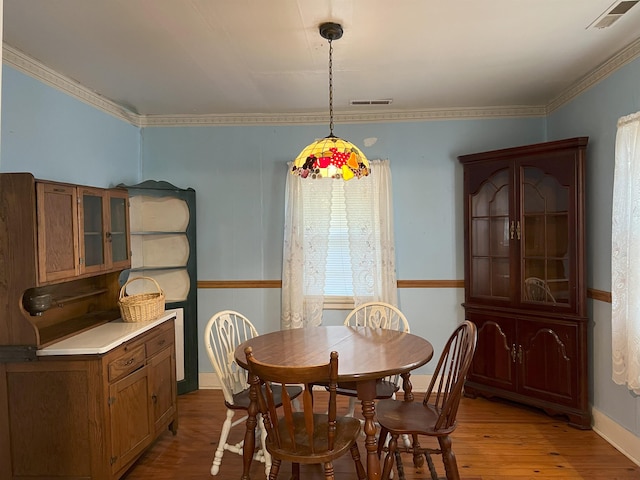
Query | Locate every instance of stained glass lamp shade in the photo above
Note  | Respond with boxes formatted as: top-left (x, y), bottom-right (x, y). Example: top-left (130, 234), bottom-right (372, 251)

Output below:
top-left (292, 136), bottom-right (370, 180)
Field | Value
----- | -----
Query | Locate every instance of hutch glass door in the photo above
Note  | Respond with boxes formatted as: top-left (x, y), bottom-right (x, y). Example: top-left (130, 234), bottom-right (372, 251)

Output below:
top-left (109, 192), bottom-right (130, 267)
top-left (521, 166), bottom-right (570, 306)
top-left (469, 168), bottom-right (511, 300)
top-left (81, 190), bottom-right (105, 272)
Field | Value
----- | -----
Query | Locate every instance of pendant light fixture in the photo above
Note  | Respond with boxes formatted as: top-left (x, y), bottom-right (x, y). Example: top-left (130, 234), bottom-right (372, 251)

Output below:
top-left (291, 22), bottom-right (370, 181)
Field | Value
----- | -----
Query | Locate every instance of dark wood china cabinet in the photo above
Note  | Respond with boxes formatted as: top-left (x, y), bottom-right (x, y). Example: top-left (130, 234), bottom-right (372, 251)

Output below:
top-left (458, 137), bottom-right (590, 429)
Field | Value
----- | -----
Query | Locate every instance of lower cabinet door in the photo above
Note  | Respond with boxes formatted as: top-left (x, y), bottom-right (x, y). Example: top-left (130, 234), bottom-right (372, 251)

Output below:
top-left (466, 313), bottom-right (517, 392)
top-left (148, 346), bottom-right (177, 434)
top-left (517, 318), bottom-right (579, 407)
top-left (109, 365), bottom-right (153, 474)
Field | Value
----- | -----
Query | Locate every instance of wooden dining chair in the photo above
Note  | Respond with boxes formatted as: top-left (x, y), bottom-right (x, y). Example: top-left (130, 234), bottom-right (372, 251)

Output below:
top-left (340, 302), bottom-right (411, 417)
top-left (375, 321), bottom-right (477, 480)
top-left (244, 347), bottom-right (367, 480)
top-left (203, 310), bottom-right (302, 477)
top-left (524, 276), bottom-right (557, 303)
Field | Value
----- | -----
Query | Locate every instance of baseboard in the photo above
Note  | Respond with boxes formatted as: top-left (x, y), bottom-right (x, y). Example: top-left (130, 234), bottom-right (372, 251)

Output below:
top-left (198, 373), bottom-right (640, 467)
top-left (592, 407), bottom-right (640, 467)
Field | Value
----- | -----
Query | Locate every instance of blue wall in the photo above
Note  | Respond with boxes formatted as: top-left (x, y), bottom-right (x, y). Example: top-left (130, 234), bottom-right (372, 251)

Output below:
top-left (1, 67), bottom-right (140, 186)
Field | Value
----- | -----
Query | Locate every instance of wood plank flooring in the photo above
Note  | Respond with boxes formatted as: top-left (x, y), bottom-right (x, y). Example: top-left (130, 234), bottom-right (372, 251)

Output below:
top-left (121, 389), bottom-right (639, 479)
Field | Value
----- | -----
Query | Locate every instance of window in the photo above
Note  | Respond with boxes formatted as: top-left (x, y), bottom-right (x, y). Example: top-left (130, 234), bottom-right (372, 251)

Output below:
top-left (282, 160), bottom-right (397, 328)
top-left (304, 179), bottom-right (381, 300)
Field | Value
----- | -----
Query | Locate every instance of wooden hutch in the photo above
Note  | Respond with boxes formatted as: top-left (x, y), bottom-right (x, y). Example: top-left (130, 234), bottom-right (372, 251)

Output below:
top-left (458, 138), bottom-right (590, 429)
top-left (0, 172), bottom-right (178, 479)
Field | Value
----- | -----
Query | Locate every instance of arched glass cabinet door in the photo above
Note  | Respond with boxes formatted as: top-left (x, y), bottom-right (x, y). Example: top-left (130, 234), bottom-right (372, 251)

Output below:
top-left (469, 167), bottom-right (511, 301)
top-left (521, 166), bottom-right (571, 307)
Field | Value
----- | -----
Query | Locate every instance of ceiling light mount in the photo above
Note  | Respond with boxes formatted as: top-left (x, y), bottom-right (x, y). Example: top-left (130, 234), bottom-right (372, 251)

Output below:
top-left (319, 22), bottom-right (343, 41)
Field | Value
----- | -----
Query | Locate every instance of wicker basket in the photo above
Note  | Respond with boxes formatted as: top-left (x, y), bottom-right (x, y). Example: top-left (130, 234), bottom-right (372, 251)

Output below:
top-left (118, 276), bottom-right (166, 323)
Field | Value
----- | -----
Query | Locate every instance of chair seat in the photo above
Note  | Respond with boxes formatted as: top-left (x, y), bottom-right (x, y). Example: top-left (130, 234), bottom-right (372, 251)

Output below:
top-left (376, 399), bottom-right (457, 436)
top-left (267, 413), bottom-right (362, 464)
top-left (334, 379), bottom-right (399, 399)
top-left (229, 384), bottom-right (303, 410)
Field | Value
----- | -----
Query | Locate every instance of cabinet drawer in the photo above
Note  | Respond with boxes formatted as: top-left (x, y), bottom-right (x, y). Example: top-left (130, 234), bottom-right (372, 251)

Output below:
top-left (109, 344), bottom-right (146, 382)
top-left (146, 328), bottom-right (174, 358)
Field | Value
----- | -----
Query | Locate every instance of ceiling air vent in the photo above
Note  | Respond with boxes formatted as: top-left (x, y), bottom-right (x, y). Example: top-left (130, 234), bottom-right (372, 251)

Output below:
top-left (588, 0), bottom-right (639, 29)
top-left (350, 99), bottom-right (393, 106)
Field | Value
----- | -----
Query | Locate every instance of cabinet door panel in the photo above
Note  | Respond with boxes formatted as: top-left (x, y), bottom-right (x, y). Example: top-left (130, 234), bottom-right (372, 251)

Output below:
top-left (36, 182), bottom-right (79, 283)
top-left (467, 314), bottom-right (516, 391)
top-left (108, 189), bottom-right (131, 269)
top-left (467, 165), bottom-right (514, 304)
top-left (79, 187), bottom-right (106, 275)
top-left (518, 320), bottom-right (578, 406)
top-left (520, 166), bottom-right (572, 307)
top-left (6, 368), bottom-right (92, 477)
top-left (109, 365), bottom-right (152, 474)
top-left (148, 346), bottom-right (177, 434)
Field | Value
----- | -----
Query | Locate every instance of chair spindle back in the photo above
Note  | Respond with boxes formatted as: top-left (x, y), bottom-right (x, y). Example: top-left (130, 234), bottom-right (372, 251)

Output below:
top-left (245, 347), bottom-right (339, 454)
top-left (423, 320), bottom-right (477, 431)
top-left (204, 310), bottom-right (259, 406)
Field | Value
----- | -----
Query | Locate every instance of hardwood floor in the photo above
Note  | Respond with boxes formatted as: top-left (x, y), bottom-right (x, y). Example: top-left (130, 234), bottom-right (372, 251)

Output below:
top-left (122, 389), bottom-right (639, 480)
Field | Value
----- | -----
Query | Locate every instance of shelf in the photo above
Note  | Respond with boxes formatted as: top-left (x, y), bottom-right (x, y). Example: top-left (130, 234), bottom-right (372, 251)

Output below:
top-left (55, 288), bottom-right (109, 306)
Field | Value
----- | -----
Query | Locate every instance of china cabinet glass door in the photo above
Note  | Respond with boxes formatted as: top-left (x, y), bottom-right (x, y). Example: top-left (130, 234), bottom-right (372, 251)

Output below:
top-left (521, 166), bottom-right (570, 306)
top-left (80, 189), bottom-right (105, 274)
top-left (109, 191), bottom-right (131, 268)
top-left (469, 167), bottom-right (511, 301)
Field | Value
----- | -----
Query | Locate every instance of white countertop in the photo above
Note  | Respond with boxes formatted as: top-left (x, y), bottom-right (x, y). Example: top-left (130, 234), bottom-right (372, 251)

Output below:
top-left (37, 311), bottom-right (177, 356)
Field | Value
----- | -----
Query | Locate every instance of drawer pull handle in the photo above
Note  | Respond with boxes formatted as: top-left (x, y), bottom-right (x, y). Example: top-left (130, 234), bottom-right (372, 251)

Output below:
top-left (123, 358), bottom-right (135, 366)
top-left (157, 339), bottom-right (166, 346)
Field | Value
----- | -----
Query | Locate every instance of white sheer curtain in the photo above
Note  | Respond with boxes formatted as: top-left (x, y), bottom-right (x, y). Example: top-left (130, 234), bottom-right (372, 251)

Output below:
top-left (345, 160), bottom-right (398, 306)
top-left (612, 111), bottom-right (640, 394)
top-left (281, 160), bottom-right (398, 329)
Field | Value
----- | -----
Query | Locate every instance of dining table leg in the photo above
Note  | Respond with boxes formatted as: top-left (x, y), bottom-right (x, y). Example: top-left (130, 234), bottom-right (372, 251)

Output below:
top-left (357, 380), bottom-right (381, 480)
top-left (241, 372), bottom-right (260, 480)
top-left (400, 372), bottom-right (414, 402)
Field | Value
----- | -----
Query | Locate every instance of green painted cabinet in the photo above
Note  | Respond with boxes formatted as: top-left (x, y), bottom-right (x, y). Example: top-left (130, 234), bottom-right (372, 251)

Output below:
top-left (119, 180), bottom-right (198, 394)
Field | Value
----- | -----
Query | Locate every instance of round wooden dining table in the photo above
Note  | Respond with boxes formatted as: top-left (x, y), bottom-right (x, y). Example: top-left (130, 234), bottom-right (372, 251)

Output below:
top-left (234, 325), bottom-right (434, 480)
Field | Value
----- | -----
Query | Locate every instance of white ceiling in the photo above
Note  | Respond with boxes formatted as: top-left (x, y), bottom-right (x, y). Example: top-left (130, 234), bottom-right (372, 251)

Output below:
top-left (3, 0), bottom-right (640, 118)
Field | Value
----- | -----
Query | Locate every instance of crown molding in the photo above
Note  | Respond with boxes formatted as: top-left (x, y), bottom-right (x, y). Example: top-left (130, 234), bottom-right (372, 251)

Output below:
top-left (2, 44), bottom-right (142, 126)
top-left (4, 38), bottom-right (640, 127)
top-left (137, 105), bottom-right (546, 127)
top-left (547, 37), bottom-right (640, 113)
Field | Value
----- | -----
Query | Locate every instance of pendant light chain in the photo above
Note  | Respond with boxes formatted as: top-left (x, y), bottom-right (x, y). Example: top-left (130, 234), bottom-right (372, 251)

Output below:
top-left (328, 37), bottom-right (334, 137)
